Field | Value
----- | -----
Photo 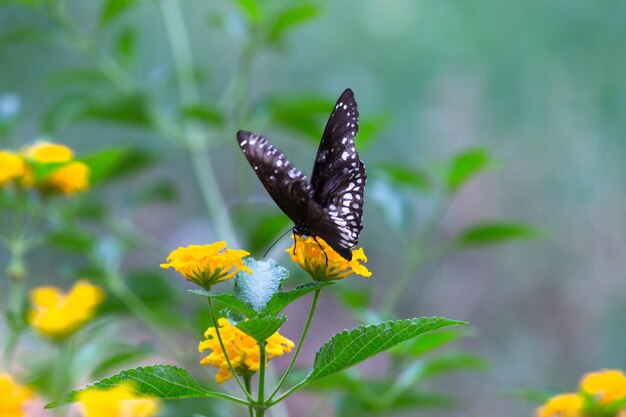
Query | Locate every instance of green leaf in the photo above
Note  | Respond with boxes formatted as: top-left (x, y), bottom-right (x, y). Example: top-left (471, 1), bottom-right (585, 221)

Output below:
top-left (244, 211), bottom-right (291, 254)
top-left (81, 92), bottom-right (152, 126)
top-left (457, 222), bottom-right (538, 246)
top-left (235, 0), bottom-right (262, 22)
top-left (46, 69), bottom-right (109, 89)
top-left (420, 353), bottom-right (488, 379)
top-left (268, 4), bottom-right (319, 43)
top-left (45, 365), bottom-right (218, 408)
top-left (401, 329), bottom-right (464, 357)
top-left (115, 28), bottom-right (136, 68)
top-left (235, 315), bottom-right (287, 342)
top-left (90, 344), bottom-right (153, 378)
top-left (374, 163), bottom-right (430, 192)
top-left (189, 290), bottom-right (256, 318)
top-left (48, 228), bottom-right (96, 253)
top-left (100, 0), bottom-right (138, 28)
top-left (357, 114), bottom-right (389, 147)
top-left (447, 148), bottom-right (491, 191)
top-left (81, 147), bottom-right (154, 185)
top-left (235, 258), bottom-right (288, 313)
top-left (180, 104), bottom-right (225, 127)
top-left (308, 317), bottom-right (466, 381)
top-left (253, 94), bottom-right (335, 142)
top-left (264, 282), bottom-right (332, 316)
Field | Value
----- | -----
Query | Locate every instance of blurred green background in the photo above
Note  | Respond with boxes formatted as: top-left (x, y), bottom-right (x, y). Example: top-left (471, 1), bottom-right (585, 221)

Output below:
top-left (1, 0), bottom-right (626, 416)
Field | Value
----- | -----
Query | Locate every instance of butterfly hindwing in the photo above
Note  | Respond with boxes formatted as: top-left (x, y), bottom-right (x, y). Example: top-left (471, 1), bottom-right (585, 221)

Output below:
top-left (237, 130), bottom-right (315, 223)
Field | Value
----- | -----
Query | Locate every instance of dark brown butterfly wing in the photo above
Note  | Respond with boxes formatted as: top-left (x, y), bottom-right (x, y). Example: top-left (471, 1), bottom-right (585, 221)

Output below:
top-left (237, 130), bottom-right (319, 224)
top-left (309, 88), bottom-right (366, 258)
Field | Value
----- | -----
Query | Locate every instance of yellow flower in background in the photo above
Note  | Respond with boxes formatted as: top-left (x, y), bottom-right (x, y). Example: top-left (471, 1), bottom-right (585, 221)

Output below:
top-left (287, 235), bottom-right (371, 281)
top-left (535, 393), bottom-right (584, 417)
top-left (77, 384), bottom-right (159, 417)
top-left (46, 161), bottom-right (90, 195)
top-left (0, 373), bottom-right (32, 417)
top-left (20, 141), bottom-right (90, 195)
top-left (160, 242), bottom-right (252, 289)
top-left (580, 369), bottom-right (626, 405)
top-left (199, 318), bottom-right (294, 384)
top-left (0, 151), bottom-right (25, 186)
top-left (24, 141), bottom-right (73, 163)
top-left (29, 280), bottom-right (105, 339)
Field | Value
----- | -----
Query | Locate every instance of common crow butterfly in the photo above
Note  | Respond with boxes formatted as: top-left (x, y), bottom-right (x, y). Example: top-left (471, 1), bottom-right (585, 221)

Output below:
top-left (237, 88), bottom-right (366, 261)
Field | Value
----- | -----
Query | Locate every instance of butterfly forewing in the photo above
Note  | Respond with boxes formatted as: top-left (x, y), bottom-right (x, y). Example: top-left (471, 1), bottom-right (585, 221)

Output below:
top-left (309, 88), bottom-right (366, 256)
top-left (237, 130), bottom-right (315, 223)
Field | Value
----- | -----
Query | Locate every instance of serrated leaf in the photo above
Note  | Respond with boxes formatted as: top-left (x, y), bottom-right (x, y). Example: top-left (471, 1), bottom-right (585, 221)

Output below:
top-left (81, 147), bottom-right (154, 185)
top-left (457, 222), bottom-right (538, 246)
top-left (268, 4), bottom-right (319, 42)
top-left (188, 290), bottom-right (256, 318)
top-left (235, 258), bottom-right (288, 313)
top-left (374, 163), bottom-right (430, 192)
top-left (264, 282), bottom-right (332, 315)
top-left (308, 317), bottom-right (465, 381)
top-left (46, 365), bottom-right (217, 408)
top-left (235, 315), bottom-right (287, 342)
top-left (447, 147), bottom-right (491, 191)
top-left (100, 0), bottom-right (137, 28)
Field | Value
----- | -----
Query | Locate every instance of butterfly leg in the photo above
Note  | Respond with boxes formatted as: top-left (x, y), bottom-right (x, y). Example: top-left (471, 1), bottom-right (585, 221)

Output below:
top-left (292, 229), bottom-right (298, 255)
top-left (312, 236), bottom-right (329, 266)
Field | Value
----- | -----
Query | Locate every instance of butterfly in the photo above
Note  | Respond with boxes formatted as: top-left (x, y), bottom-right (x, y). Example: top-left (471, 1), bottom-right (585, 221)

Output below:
top-left (237, 88), bottom-right (366, 261)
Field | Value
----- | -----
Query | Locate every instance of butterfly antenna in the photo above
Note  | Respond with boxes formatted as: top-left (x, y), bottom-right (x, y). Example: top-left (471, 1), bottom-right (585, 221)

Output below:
top-left (312, 236), bottom-right (329, 266)
top-left (263, 228), bottom-right (294, 258)
top-left (292, 229), bottom-right (297, 255)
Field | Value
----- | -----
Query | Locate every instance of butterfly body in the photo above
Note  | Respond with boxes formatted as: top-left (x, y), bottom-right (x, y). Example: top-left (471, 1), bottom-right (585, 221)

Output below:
top-left (237, 88), bottom-right (366, 261)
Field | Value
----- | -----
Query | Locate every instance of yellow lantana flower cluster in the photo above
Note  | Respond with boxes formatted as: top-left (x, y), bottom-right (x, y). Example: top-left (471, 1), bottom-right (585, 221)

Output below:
top-left (287, 235), bottom-right (371, 281)
top-left (28, 280), bottom-right (105, 339)
top-left (0, 373), bottom-right (32, 417)
top-left (537, 369), bottom-right (626, 417)
top-left (77, 384), bottom-right (159, 417)
top-left (161, 241), bottom-right (252, 289)
top-left (0, 141), bottom-right (90, 195)
top-left (199, 318), bottom-right (294, 384)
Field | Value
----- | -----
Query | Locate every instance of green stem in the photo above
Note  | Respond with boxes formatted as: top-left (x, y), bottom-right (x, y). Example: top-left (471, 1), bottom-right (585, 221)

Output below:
top-left (106, 269), bottom-right (186, 357)
top-left (48, 0), bottom-right (135, 92)
top-left (156, 0), bottom-right (238, 245)
top-left (257, 341), bottom-right (266, 403)
top-left (244, 376), bottom-right (254, 417)
top-left (206, 298), bottom-right (255, 402)
top-left (3, 238), bottom-right (29, 370)
top-left (268, 289), bottom-right (320, 401)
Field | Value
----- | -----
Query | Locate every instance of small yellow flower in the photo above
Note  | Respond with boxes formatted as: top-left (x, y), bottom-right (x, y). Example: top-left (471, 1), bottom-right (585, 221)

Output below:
top-left (28, 280), bottom-right (105, 339)
top-left (0, 373), bottom-right (32, 417)
top-left (286, 235), bottom-right (371, 281)
top-left (77, 384), bottom-right (159, 417)
top-left (0, 151), bottom-right (26, 186)
top-left (46, 161), bottom-right (90, 195)
top-left (535, 393), bottom-right (584, 417)
top-left (580, 369), bottom-right (626, 405)
top-left (160, 242), bottom-right (252, 289)
top-left (24, 141), bottom-right (74, 163)
top-left (198, 318), bottom-right (294, 384)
